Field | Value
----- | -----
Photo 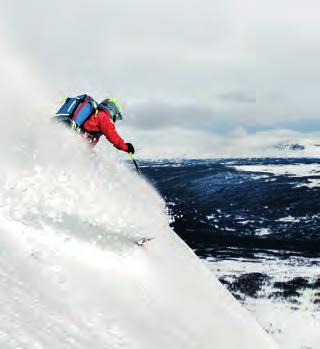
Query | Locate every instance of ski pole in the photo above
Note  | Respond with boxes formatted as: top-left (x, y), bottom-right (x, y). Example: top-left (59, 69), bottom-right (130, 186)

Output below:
top-left (128, 153), bottom-right (141, 175)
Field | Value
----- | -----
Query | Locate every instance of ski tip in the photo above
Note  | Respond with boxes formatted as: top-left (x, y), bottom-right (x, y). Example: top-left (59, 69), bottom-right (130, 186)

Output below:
top-left (136, 237), bottom-right (155, 246)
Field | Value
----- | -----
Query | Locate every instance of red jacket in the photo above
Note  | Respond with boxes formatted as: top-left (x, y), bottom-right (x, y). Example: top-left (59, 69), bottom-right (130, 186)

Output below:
top-left (82, 109), bottom-right (128, 151)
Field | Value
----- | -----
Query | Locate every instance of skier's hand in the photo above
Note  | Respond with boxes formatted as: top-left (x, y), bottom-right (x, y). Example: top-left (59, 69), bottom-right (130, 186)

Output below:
top-left (126, 143), bottom-right (135, 154)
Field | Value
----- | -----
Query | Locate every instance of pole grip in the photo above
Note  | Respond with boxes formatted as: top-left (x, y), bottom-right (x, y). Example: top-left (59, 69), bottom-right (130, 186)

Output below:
top-left (128, 153), bottom-right (141, 175)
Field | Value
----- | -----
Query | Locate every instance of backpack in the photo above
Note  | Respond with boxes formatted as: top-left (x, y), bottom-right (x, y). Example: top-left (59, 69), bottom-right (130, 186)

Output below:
top-left (54, 94), bottom-right (99, 129)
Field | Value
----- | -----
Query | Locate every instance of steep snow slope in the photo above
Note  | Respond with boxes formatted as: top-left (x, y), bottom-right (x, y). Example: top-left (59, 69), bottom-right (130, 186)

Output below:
top-left (0, 35), bottom-right (278, 347)
top-left (0, 120), bottom-right (279, 349)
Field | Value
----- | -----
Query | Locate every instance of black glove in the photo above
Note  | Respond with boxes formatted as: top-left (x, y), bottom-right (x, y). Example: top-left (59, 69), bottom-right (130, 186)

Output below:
top-left (126, 143), bottom-right (135, 154)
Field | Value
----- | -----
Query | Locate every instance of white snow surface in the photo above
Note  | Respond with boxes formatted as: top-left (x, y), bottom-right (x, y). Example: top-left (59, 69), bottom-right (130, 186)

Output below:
top-left (234, 164), bottom-right (320, 188)
top-left (0, 115), bottom-right (279, 349)
top-left (206, 254), bottom-right (320, 349)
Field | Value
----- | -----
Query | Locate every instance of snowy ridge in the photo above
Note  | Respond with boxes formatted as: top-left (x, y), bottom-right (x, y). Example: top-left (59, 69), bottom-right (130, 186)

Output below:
top-left (234, 163), bottom-right (320, 188)
top-left (0, 119), bottom-right (279, 348)
top-left (274, 141), bottom-right (320, 157)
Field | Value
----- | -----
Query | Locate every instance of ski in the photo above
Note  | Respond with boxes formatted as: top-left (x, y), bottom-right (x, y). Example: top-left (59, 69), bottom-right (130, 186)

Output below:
top-left (136, 237), bottom-right (154, 246)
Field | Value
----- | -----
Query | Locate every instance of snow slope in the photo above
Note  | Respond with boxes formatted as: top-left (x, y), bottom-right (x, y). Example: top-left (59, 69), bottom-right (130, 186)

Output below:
top-left (0, 118), bottom-right (280, 348)
top-left (0, 38), bottom-right (279, 347)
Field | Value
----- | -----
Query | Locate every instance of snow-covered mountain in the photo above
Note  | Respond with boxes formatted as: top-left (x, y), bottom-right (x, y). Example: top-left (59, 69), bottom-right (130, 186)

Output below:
top-left (274, 141), bottom-right (320, 156)
top-left (275, 143), bottom-right (305, 151)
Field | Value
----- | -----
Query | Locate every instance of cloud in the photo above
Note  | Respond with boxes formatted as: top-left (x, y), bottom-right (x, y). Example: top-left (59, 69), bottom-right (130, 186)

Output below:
top-left (256, 0), bottom-right (320, 123)
top-left (126, 101), bottom-right (216, 130)
top-left (115, 126), bottom-right (320, 159)
top-left (0, 0), bottom-right (319, 159)
top-left (220, 92), bottom-right (256, 104)
top-left (0, 0), bottom-right (255, 104)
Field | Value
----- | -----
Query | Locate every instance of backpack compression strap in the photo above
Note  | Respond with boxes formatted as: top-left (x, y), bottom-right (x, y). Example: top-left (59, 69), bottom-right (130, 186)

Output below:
top-left (72, 97), bottom-right (98, 121)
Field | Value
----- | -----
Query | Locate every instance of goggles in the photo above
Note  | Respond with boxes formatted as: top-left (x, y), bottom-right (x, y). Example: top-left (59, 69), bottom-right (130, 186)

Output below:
top-left (101, 100), bottom-right (123, 122)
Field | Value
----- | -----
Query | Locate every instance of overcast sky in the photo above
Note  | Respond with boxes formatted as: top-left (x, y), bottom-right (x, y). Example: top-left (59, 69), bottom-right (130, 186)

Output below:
top-left (1, 0), bottom-right (320, 157)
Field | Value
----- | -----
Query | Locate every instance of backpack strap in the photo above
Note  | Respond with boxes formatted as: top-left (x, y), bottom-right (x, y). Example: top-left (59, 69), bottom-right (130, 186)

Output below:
top-left (72, 95), bottom-right (98, 127)
top-left (72, 96), bottom-right (91, 121)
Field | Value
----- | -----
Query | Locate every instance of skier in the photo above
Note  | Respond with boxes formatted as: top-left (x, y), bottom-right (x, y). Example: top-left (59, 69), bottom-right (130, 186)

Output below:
top-left (55, 96), bottom-right (135, 154)
top-left (55, 96), bottom-right (150, 245)
top-left (80, 98), bottom-right (134, 154)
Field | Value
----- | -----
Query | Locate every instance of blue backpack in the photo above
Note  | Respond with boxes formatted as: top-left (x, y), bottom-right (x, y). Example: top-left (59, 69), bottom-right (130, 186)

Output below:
top-left (54, 94), bottom-right (99, 129)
